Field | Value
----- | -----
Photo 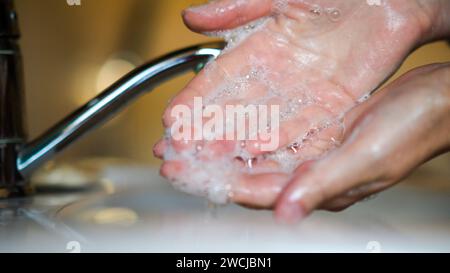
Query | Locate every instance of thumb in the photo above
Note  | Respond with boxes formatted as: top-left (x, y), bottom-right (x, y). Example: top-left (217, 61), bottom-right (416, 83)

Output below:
top-left (274, 63), bottom-right (450, 223)
top-left (183, 0), bottom-right (272, 32)
top-left (273, 94), bottom-right (393, 223)
top-left (274, 136), bottom-right (385, 223)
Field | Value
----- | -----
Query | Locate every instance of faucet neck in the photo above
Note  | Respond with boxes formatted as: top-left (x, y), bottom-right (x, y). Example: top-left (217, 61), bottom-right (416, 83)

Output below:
top-left (0, 0), bottom-right (19, 38)
top-left (0, 0), bottom-right (29, 197)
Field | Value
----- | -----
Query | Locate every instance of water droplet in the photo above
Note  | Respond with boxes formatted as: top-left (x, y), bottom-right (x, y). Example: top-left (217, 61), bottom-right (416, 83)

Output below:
top-left (215, 7), bottom-right (226, 14)
top-left (244, 24), bottom-right (256, 31)
top-left (327, 8), bottom-right (341, 22)
top-left (252, 142), bottom-right (260, 149)
top-left (247, 158), bottom-right (256, 169)
top-left (196, 144), bottom-right (203, 151)
top-left (330, 137), bottom-right (340, 146)
top-left (309, 5), bottom-right (322, 17)
top-left (288, 142), bottom-right (300, 153)
top-left (274, 0), bottom-right (288, 13)
top-left (227, 191), bottom-right (235, 198)
top-left (358, 94), bottom-right (371, 103)
top-left (305, 128), bottom-right (318, 138)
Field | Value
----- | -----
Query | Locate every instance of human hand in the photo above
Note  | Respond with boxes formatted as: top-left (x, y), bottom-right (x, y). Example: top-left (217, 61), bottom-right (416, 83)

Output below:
top-left (155, 0), bottom-right (447, 205)
top-left (274, 63), bottom-right (450, 223)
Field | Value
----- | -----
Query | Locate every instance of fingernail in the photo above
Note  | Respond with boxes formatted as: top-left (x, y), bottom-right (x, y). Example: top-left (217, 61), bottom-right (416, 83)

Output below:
top-left (275, 200), bottom-right (306, 225)
top-left (152, 140), bottom-right (165, 158)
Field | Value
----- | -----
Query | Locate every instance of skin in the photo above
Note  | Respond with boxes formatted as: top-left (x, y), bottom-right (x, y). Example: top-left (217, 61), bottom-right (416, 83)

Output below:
top-left (275, 63), bottom-right (450, 222)
top-left (154, 0), bottom-right (450, 222)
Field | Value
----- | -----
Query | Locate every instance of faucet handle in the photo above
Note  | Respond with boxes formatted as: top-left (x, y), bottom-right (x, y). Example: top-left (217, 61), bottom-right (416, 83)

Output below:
top-left (0, 0), bottom-right (28, 197)
top-left (0, 0), bottom-right (20, 38)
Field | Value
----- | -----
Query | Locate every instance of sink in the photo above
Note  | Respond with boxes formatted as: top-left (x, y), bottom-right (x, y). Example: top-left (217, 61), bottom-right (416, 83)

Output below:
top-left (1, 161), bottom-right (450, 252)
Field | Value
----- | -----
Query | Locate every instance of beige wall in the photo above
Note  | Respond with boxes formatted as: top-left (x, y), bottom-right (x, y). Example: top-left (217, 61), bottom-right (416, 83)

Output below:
top-left (14, 1), bottom-right (450, 173)
top-left (15, 0), bottom-right (212, 165)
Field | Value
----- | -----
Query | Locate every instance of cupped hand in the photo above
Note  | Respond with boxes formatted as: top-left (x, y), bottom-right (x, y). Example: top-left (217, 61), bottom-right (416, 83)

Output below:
top-left (154, 0), bottom-right (446, 206)
top-left (170, 0), bottom-right (431, 155)
top-left (273, 63), bottom-right (450, 223)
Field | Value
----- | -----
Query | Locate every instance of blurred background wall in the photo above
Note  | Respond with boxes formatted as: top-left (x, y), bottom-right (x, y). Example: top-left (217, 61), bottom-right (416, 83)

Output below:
top-left (15, 0), bottom-right (214, 165)
top-left (13, 0), bottom-right (450, 184)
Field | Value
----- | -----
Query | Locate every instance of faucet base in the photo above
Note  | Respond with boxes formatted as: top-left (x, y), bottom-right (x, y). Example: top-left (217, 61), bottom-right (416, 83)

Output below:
top-left (0, 143), bottom-right (30, 198)
top-left (0, 184), bottom-right (33, 199)
top-left (0, 0), bottom-right (28, 198)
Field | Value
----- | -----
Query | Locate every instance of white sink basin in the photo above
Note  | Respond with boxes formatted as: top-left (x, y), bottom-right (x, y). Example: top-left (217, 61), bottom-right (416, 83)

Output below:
top-left (1, 164), bottom-right (450, 252)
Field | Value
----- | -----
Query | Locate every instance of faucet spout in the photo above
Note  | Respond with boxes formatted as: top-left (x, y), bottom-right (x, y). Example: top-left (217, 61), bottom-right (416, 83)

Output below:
top-left (16, 42), bottom-right (224, 177)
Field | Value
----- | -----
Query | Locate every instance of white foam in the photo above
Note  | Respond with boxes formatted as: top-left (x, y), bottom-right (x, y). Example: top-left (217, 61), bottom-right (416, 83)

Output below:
top-left (366, 0), bottom-right (382, 7)
top-left (205, 17), bottom-right (270, 52)
top-left (163, 3), bottom-right (356, 204)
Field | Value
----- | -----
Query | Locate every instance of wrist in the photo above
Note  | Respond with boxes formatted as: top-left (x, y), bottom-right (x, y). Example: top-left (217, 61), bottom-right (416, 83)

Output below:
top-left (443, 66), bottom-right (450, 150)
top-left (429, 64), bottom-right (450, 151)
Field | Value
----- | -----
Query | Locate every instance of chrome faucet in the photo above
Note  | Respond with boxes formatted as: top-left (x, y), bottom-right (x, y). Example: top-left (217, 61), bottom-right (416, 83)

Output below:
top-left (0, 0), bottom-right (224, 197)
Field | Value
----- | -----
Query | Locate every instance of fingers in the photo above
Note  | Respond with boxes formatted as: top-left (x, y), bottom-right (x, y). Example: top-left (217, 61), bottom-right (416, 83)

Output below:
top-left (319, 180), bottom-right (391, 211)
top-left (274, 63), bottom-right (450, 224)
top-left (273, 103), bottom-right (390, 223)
top-left (245, 104), bottom-right (335, 155)
top-left (231, 160), bottom-right (315, 209)
top-left (183, 0), bottom-right (273, 32)
top-left (273, 146), bottom-right (380, 223)
top-left (153, 139), bottom-right (166, 159)
top-left (341, 63), bottom-right (450, 138)
top-left (231, 172), bottom-right (290, 209)
top-left (273, 122), bottom-right (399, 223)
top-left (160, 160), bottom-right (186, 180)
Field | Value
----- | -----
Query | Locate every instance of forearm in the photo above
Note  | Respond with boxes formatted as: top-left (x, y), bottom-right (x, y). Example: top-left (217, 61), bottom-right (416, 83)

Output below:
top-left (441, 65), bottom-right (450, 152)
top-left (421, 63), bottom-right (450, 154)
